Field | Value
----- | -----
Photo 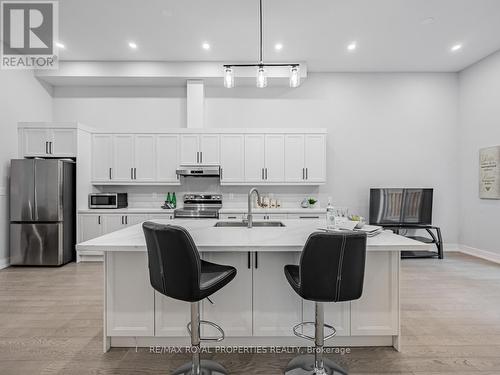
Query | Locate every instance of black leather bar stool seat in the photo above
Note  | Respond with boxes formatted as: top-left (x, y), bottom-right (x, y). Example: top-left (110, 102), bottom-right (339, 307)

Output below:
top-left (283, 231), bottom-right (367, 375)
top-left (143, 222), bottom-right (236, 375)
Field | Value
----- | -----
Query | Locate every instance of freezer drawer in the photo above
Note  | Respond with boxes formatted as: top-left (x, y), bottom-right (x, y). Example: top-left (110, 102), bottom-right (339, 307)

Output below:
top-left (10, 223), bottom-right (70, 266)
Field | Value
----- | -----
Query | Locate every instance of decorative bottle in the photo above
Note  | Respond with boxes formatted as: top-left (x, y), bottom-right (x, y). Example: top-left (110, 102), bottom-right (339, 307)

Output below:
top-left (326, 197), bottom-right (335, 230)
top-left (172, 192), bottom-right (177, 208)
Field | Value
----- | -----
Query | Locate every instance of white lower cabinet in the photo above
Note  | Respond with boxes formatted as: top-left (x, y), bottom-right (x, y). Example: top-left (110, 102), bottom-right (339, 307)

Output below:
top-left (253, 252), bottom-right (302, 336)
top-left (202, 252), bottom-right (253, 337)
top-left (106, 252), bottom-right (155, 336)
top-left (79, 214), bottom-right (103, 242)
top-left (350, 251), bottom-right (399, 336)
top-left (303, 301), bottom-right (350, 336)
top-left (155, 292), bottom-right (191, 337)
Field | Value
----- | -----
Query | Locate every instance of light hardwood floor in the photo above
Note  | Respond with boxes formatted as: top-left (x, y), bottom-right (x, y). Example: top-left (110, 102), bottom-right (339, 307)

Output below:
top-left (1, 252), bottom-right (500, 374)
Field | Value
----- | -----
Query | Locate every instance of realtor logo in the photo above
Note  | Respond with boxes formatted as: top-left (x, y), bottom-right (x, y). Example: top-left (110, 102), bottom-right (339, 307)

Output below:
top-left (1, 0), bottom-right (59, 69)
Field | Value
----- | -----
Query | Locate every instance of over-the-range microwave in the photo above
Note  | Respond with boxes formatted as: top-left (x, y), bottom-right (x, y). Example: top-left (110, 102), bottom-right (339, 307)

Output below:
top-left (89, 193), bottom-right (128, 209)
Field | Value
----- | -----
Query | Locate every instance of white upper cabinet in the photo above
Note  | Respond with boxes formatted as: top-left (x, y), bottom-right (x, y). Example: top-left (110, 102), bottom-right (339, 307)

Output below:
top-left (156, 135), bottom-right (180, 183)
top-left (284, 134), bottom-right (326, 184)
top-left (199, 134), bottom-right (220, 164)
top-left (180, 134), bottom-right (220, 165)
top-left (21, 127), bottom-right (77, 157)
top-left (134, 135), bottom-right (155, 182)
top-left (92, 134), bottom-right (113, 182)
top-left (304, 134), bottom-right (326, 183)
top-left (112, 135), bottom-right (135, 181)
top-left (90, 130), bottom-right (326, 185)
top-left (180, 134), bottom-right (199, 164)
top-left (285, 134), bottom-right (305, 182)
top-left (265, 135), bottom-right (285, 182)
top-left (244, 134), bottom-right (265, 182)
top-left (220, 134), bottom-right (245, 183)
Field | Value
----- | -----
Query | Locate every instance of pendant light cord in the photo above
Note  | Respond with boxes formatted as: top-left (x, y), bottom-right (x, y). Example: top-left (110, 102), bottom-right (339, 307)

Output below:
top-left (259, 0), bottom-right (263, 64)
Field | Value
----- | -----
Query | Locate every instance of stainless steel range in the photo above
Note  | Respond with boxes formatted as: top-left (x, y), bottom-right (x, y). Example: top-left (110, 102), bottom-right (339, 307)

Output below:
top-left (174, 194), bottom-right (222, 219)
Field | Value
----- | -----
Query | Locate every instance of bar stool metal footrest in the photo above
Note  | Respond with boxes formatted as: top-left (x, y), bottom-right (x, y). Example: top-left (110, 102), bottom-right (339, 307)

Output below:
top-left (292, 321), bottom-right (336, 342)
top-left (187, 320), bottom-right (225, 342)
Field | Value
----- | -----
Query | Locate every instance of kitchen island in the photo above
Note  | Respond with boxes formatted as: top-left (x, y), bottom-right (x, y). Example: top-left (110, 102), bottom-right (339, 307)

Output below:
top-left (76, 219), bottom-right (429, 352)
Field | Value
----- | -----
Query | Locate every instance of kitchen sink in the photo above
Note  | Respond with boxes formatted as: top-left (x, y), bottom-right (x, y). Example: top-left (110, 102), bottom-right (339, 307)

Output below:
top-left (214, 221), bottom-right (286, 228)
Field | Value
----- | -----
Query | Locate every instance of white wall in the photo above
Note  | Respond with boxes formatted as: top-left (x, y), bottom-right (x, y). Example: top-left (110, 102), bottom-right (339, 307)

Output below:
top-left (459, 51), bottom-right (500, 255)
top-left (0, 70), bottom-right (53, 267)
top-left (206, 73), bottom-right (460, 242)
top-left (53, 73), bottom-right (460, 244)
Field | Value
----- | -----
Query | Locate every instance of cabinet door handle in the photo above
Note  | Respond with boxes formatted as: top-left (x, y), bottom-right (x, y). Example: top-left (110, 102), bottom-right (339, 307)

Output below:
top-left (254, 252), bottom-right (258, 269)
top-left (109, 168), bottom-right (112, 180)
top-left (131, 168), bottom-right (133, 179)
top-left (49, 142), bottom-right (53, 154)
top-left (265, 168), bottom-right (268, 180)
top-left (247, 252), bottom-right (251, 269)
top-left (121, 216), bottom-right (123, 224)
top-left (302, 168), bottom-right (305, 180)
top-left (220, 168), bottom-right (223, 180)
top-left (45, 141), bottom-right (48, 154)
top-left (98, 216), bottom-right (101, 225)
top-left (125, 216), bottom-right (128, 225)
top-left (196, 151), bottom-right (200, 163)
top-left (300, 216), bottom-right (319, 219)
top-left (261, 168), bottom-right (264, 180)
top-left (306, 167), bottom-right (308, 180)
top-left (200, 152), bottom-right (203, 163)
top-left (228, 216), bottom-right (237, 219)
top-left (134, 168), bottom-right (137, 180)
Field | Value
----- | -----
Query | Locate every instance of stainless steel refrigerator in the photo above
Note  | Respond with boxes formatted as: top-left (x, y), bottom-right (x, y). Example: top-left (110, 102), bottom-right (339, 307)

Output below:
top-left (10, 159), bottom-right (76, 266)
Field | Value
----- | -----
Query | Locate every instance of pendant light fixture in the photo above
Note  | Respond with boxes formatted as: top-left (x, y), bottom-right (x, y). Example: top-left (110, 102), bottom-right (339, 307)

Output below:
top-left (223, 0), bottom-right (300, 88)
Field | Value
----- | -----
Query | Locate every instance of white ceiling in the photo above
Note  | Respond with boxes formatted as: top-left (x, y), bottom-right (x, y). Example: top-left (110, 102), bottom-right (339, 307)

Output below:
top-left (57, 0), bottom-right (500, 72)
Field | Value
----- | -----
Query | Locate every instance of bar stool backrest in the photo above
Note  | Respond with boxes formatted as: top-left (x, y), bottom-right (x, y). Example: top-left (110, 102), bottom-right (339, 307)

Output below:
top-left (142, 222), bottom-right (201, 302)
top-left (299, 231), bottom-right (367, 302)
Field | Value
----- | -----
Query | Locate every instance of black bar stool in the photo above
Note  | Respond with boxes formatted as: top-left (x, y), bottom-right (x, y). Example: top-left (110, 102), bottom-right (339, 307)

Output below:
top-left (283, 231), bottom-right (367, 375)
top-left (143, 222), bottom-right (237, 375)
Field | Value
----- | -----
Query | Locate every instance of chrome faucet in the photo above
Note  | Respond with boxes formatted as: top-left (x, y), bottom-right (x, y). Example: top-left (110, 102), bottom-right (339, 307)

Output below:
top-left (247, 188), bottom-right (260, 228)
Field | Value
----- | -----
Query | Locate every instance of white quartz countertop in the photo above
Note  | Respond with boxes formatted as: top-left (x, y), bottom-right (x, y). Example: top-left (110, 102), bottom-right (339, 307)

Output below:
top-left (76, 218), bottom-right (429, 253)
top-left (78, 208), bottom-right (175, 214)
top-left (219, 208), bottom-right (326, 214)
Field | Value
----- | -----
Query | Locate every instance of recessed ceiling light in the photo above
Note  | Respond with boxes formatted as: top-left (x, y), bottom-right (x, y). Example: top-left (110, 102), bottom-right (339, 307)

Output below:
top-left (347, 42), bottom-right (357, 51)
top-left (421, 17), bottom-right (435, 25)
top-left (55, 42), bottom-right (65, 49)
top-left (451, 44), bottom-right (462, 52)
top-left (128, 41), bottom-right (138, 50)
top-left (274, 43), bottom-right (283, 51)
top-left (202, 42), bottom-right (210, 50)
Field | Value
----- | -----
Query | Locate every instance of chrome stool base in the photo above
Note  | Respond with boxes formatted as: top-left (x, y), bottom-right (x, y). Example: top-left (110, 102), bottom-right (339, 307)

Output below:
top-left (284, 354), bottom-right (348, 375)
top-left (172, 359), bottom-right (228, 375)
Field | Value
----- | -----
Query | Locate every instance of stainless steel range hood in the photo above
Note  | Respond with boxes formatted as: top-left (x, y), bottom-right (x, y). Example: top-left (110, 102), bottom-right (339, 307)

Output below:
top-left (176, 165), bottom-right (221, 177)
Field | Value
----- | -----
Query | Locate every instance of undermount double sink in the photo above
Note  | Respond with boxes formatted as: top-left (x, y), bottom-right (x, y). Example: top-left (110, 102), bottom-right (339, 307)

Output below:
top-left (214, 221), bottom-right (286, 228)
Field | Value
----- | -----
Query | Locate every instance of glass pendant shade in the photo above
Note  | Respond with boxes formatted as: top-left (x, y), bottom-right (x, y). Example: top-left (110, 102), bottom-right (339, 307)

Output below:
top-left (256, 67), bottom-right (267, 88)
top-left (289, 66), bottom-right (300, 88)
top-left (224, 67), bottom-right (234, 88)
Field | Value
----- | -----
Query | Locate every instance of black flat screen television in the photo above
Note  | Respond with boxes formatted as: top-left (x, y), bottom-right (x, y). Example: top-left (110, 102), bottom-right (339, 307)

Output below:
top-left (369, 188), bottom-right (433, 226)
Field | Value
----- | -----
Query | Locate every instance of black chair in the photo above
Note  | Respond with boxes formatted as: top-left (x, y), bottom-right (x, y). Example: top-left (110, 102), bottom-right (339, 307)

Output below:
top-left (283, 231), bottom-right (367, 375)
top-left (143, 222), bottom-right (237, 375)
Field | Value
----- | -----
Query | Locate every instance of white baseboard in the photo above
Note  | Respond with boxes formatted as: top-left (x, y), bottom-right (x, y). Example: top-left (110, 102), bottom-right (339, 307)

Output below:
top-left (0, 257), bottom-right (10, 270)
top-left (444, 243), bottom-right (461, 252)
top-left (458, 245), bottom-right (500, 265)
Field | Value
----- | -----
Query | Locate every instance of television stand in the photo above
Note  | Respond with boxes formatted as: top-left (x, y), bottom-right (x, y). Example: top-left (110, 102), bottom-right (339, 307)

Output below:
top-left (382, 225), bottom-right (443, 259)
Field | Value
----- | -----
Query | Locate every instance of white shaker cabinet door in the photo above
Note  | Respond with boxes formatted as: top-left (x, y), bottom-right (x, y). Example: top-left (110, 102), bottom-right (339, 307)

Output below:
top-left (284, 134), bottom-right (305, 182)
top-left (51, 129), bottom-right (76, 157)
top-left (23, 128), bottom-right (50, 157)
top-left (253, 252), bottom-right (302, 336)
top-left (265, 134), bottom-right (285, 182)
top-left (92, 134), bottom-right (113, 182)
top-left (351, 251), bottom-right (399, 336)
top-left (112, 135), bottom-right (135, 181)
top-left (125, 214), bottom-right (148, 226)
top-left (180, 135), bottom-right (199, 165)
top-left (199, 134), bottom-right (220, 164)
top-left (244, 134), bottom-right (265, 182)
top-left (202, 252), bottom-right (253, 337)
top-left (304, 134), bottom-right (326, 183)
top-left (220, 135), bottom-right (245, 183)
top-left (155, 292), bottom-right (191, 338)
top-left (106, 252), bottom-right (155, 336)
top-left (303, 301), bottom-right (350, 336)
top-left (156, 135), bottom-right (180, 183)
top-left (102, 215), bottom-right (124, 234)
top-left (78, 214), bottom-right (103, 242)
top-left (134, 135), bottom-right (155, 182)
